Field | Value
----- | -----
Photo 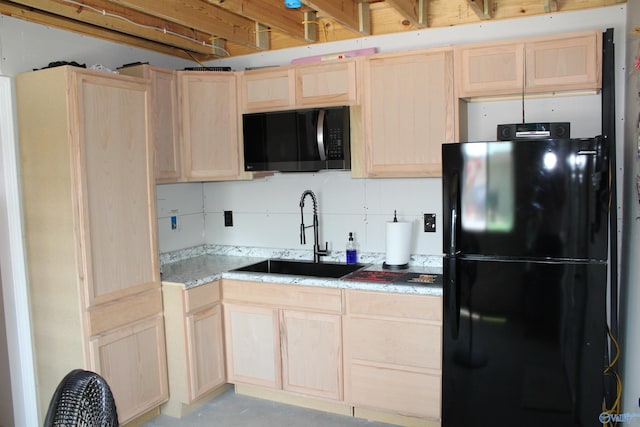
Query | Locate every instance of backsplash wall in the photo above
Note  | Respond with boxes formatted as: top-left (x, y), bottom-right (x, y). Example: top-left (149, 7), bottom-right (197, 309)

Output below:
top-left (157, 173), bottom-right (443, 258)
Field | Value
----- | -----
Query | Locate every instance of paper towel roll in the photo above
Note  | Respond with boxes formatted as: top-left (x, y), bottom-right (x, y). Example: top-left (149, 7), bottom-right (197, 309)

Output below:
top-left (385, 221), bottom-right (412, 267)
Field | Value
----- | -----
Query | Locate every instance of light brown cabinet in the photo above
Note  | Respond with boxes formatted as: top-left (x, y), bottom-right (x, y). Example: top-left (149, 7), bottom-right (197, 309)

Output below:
top-left (222, 280), bottom-right (343, 400)
top-left (240, 60), bottom-right (358, 112)
top-left (120, 64), bottom-right (182, 182)
top-left (16, 66), bottom-right (167, 424)
top-left (344, 290), bottom-right (442, 422)
top-left (89, 315), bottom-right (168, 423)
top-left (178, 71), bottom-right (245, 181)
top-left (161, 281), bottom-right (227, 416)
top-left (455, 30), bottom-right (602, 99)
top-left (355, 48), bottom-right (455, 177)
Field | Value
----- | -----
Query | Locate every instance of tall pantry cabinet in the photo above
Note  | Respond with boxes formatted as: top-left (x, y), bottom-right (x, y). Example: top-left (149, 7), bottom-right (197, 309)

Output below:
top-left (16, 66), bottom-right (168, 424)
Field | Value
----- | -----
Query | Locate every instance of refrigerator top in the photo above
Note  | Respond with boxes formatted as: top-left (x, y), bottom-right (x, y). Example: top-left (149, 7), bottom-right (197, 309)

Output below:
top-left (442, 138), bottom-right (610, 262)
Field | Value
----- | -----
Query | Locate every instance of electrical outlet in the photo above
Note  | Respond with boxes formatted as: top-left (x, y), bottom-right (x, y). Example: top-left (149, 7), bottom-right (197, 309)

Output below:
top-left (424, 213), bottom-right (436, 232)
top-left (224, 210), bottom-right (233, 227)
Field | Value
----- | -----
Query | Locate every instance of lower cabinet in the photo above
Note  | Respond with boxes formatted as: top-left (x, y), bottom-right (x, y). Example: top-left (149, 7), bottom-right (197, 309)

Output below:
top-left (161, 281), bottom-right (226, 417)
top-left (281, 310), bottom-right (343, 400)
top-left (222, 280), bottom-right (343, 400)
top-left (343, 290), bottom-right (443, 421)
top-left (89, 315), bottom-right (169, 424)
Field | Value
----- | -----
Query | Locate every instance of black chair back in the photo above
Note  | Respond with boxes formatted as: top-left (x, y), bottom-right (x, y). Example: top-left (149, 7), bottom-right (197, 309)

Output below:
top-left (43, 369), bottom-right (118, 427)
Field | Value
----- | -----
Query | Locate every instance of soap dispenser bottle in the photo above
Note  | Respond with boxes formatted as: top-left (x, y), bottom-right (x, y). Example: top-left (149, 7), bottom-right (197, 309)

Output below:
top-left (346, 232), bottom-right (358, 264)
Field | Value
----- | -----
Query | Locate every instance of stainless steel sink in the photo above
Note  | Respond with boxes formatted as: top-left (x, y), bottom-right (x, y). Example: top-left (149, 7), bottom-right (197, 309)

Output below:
top-left (232, 259), bottom-right (367, 279)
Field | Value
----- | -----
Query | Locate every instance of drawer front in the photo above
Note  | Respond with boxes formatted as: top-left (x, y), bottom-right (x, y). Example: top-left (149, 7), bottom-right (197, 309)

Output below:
top-left (88, 289), bottom-right (162, 336)
top-left (348, 317), bottom-right (441, 370)
top-left (222, 280), bottom-right (342, 313)
top-left (350, 364), bottom-right (440, 419)
top-left (185, 281), bottom-right (220, 313)
top-left (347, 290), bottom-right (442, 321)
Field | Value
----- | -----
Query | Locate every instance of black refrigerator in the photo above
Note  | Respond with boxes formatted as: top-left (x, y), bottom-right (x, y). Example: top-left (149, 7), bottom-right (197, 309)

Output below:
top-left (441, 137), bottom-right (610, 427)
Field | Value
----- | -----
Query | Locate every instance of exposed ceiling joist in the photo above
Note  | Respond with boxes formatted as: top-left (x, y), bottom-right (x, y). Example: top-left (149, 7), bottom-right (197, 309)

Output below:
top-left (106, 0), bottom-right (262, 50)
top-left (6, 0), bottom-right (224, 56)
top-left (0, 0), bottom-right (626, 60)
top-left (0, 0), bottom-right (215, 60)
top-left (203, 0), bottom-right (317, 43)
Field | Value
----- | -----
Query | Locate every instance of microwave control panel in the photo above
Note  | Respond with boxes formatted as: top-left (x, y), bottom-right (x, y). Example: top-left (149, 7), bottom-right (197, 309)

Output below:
top-left (326, 127), bottom-right (344, 159)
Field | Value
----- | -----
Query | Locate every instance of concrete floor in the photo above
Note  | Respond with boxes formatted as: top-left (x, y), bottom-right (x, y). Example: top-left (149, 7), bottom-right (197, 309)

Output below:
top-left (141, 389), bottom-right (399, 427)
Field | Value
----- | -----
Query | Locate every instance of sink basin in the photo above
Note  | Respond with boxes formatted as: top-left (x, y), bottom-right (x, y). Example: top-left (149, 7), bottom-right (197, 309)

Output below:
top-left (232, 259), bottom-right (367, 279)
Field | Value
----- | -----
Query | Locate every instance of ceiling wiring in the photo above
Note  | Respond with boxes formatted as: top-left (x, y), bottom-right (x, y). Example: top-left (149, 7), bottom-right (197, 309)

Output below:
top-left (61, 0), bottom-right (230, 57)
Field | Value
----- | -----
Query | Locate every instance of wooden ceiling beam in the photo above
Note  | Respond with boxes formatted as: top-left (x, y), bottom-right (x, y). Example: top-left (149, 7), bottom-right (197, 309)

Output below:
top-left (385, 0), bottom-right (427, 27)
top-left (203, 0), bottom-right (317, 43)
top-left (0, 1), bottom-right (218, 61)
top-left (6, 0), bottom-right (225, 55)
top-left (467, 0), bottom-right (491, 20)
top-left (105, 0), bottom-right (262, 50)
top-left (302, 0), bottom-right (371, 35)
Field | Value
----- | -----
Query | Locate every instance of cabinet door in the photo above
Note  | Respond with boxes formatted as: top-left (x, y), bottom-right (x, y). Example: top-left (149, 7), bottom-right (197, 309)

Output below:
top-left (223, 303), bottom-right (281, 389)
top-left (241, 68), bottom-right (295, 112)
top-left (186, 304), bottom-right (226, 400)
top-left (74, 72), bottom-right (159, 306)
top-left (149, 67), bottom-right (181, 182)
top-left (281, 310), bottom-right (343, 400)
top-left (455, 42), bottom-right (525, 98)
top-left (525, 31), bottom-right (601, 92)
top-left (89, 315), bottom-right (168, 424)
top-left (119, 65), bottom-right (181, 182)
top-left (362, 49), bottom-right (454, 177)
top-left (296, 61), bottom-right (357, 106)
top-left (179, 72), bottom-right (240, 180)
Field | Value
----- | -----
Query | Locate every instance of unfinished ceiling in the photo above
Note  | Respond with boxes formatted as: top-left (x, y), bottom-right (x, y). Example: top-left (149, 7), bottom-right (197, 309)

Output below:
top-left (0, 0), bottom-right (625, 61)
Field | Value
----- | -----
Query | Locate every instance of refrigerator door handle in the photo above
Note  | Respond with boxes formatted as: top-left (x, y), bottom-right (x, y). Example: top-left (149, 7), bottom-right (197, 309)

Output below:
top-left (448, 256), bottom-right (459, 339)
top-left (449, 173), bottom-right (459, 256)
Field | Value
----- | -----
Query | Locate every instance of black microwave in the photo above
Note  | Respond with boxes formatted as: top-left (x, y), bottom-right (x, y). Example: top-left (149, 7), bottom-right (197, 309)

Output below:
top-left (242, 106), bottom-right (351, 172)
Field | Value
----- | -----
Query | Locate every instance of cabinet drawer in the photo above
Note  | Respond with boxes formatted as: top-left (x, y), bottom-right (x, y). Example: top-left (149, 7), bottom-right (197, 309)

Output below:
top-left (88, 289), bottom-right (162, 336)
top-left (222, 280), bottom-right (342, 313)
top-left (185, 281), bottom-right (220, 313)
top-left (346, 290), bottom-right (441, 322)
top-left (348, 317), bottom-right (441, 370)
top-left (350, 364), bottom-right (440, 419)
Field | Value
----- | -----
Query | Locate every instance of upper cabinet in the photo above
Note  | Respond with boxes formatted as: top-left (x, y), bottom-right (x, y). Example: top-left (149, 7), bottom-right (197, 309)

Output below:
top-left (240, 60), bottom-right (358, 112)
top-left (455, 30), bottom-right (602, 99)
top-left (178, 71), bottom-right (246, 181)
top-left (120, 65), bottom-right (182, 182)
top-left (354, 48), bottom-right (455, 178)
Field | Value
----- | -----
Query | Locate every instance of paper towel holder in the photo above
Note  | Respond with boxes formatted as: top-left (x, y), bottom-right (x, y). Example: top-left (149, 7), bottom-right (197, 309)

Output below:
top-left (383, 210), bottom-right (411, 270)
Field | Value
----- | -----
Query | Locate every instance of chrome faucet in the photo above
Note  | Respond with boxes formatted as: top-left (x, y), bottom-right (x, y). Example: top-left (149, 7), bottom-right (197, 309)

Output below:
top-left (299, 190), bottom-right (329, 263)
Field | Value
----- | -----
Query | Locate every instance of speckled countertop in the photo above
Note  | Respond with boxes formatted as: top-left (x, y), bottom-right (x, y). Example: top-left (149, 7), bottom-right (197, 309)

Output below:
top-left (161, 245), bottom-right (443, 296)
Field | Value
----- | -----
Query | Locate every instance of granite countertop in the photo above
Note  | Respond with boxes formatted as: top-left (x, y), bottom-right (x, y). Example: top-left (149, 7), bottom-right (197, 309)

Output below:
top-left (161, 248), bottom-right (443, 296)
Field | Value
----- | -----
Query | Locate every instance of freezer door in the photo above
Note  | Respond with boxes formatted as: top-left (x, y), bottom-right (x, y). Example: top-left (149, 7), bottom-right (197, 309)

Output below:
top-left (442, 138), bottom-right (609, 261)
top-left (442, 258), bottom-right (607, 427)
